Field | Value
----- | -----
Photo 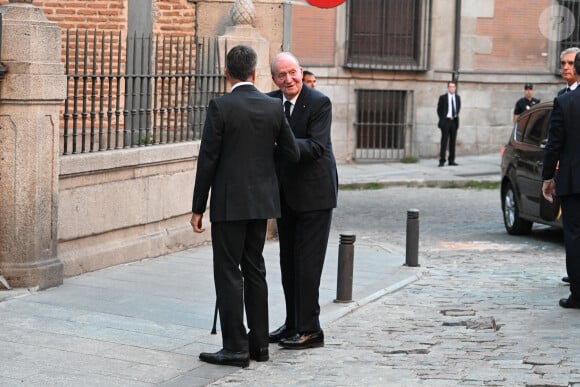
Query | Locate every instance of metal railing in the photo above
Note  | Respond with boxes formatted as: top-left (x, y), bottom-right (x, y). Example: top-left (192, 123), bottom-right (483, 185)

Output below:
top-left (62, 31), bottom-right (226, 155)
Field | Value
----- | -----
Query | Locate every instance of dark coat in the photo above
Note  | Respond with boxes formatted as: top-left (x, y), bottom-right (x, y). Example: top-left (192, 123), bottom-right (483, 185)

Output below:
top-left (543, 90), bottom-right (580, 196)
top-left (268, 85), bottom-right (338, 212)
top-left (192, 84), bottom-right (299, 222)
top-left (437, 93), bottom-right (461, 129)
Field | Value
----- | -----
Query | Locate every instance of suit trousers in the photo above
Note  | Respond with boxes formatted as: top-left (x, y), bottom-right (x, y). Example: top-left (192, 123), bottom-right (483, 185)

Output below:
top-left (439, 118), bottom-right (458, 163)
top-left (211, 219), bottom-right (269, 352)
top-left (560, 195), bottom-right (580, 299)
top-left (277, 195), bottom-right (333, 334)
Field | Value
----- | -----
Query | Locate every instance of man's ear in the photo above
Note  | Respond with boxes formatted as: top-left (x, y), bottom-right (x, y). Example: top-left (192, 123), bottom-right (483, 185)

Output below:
top-left (251, 69), bottom-right (256, 83)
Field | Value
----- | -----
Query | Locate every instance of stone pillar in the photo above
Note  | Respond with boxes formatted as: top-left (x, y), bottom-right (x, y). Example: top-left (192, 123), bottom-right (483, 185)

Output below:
top-left (0, 1), bottom-right (66, 289)
top-left (218, 0), bottom-right (271, 92)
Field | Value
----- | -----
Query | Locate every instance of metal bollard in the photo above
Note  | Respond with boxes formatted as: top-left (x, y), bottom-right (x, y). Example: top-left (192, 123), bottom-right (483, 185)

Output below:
top-left (406, 209), bottom-right (420, 267)
top-left (335, 232), bottom-right (356, 303)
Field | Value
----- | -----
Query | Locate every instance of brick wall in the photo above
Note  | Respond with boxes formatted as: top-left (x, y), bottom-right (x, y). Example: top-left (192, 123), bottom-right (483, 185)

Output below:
top-left (474, 0), bottom-right (551, 71)
top-left (291, 4), bottom-right (336, 66)
top-left (0, 0), bottom-right (195, 35)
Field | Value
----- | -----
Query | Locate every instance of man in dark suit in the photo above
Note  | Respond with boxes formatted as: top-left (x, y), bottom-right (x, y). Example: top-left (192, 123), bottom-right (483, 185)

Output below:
top-left (436, 81), bottom-right (461, 167)
top-left (557, 47), bottom-right (579, 96)
top-left (542, 51), bottom-right (580, 309)
top-left (555, 47), bottom-right (579, 284)
top-left (191, 45), bottom-right (299, 367)
top-left (267, 52), bottom-right (338, 350)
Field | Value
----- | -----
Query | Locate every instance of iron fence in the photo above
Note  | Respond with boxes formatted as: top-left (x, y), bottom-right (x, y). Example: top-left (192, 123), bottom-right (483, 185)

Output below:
top-left (62, 31), bottom-right (226, 155)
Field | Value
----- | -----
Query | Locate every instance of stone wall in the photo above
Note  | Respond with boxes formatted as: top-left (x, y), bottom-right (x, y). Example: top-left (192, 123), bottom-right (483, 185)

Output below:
top-left (58, 143), bottom-right (209, 277)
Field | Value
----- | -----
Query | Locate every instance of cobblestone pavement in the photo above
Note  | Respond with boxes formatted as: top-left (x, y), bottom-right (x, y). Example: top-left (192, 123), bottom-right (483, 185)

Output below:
top-left (210, 188), bottom-right (580, 386)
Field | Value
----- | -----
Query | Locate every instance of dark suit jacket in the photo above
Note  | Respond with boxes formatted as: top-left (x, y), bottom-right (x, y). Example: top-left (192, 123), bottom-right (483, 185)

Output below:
top-left (192, 84), bottom-right (299, 222)
top-left (543, 90), bottom-right (580, 196)
top-left (437, 93), bottom-right (461, 129)
top-left (268, 85), bottom-right (338, 212)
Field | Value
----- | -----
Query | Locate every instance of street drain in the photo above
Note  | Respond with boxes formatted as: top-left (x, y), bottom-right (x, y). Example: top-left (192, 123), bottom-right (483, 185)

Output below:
top-left (442, 317), bottom-right (499, 331)
top-left (440, 309), bottom-right (476, 316)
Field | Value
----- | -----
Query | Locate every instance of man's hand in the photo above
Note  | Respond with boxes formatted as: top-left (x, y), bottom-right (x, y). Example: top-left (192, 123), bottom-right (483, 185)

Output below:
top-left (542, 179), bottom-right (556, 203)
top-left (190, 213), bottom-right (205, 233)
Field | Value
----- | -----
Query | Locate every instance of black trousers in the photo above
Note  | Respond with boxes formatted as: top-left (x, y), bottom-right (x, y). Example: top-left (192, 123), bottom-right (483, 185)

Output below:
top-left (277, 196), bottom-right (333, 334)
top-left (439, 118), bottom-right (458, 163)
top-left (211, 219), bottom-right (269, 352)
top-left (560, 195), bottom-right (580, 299)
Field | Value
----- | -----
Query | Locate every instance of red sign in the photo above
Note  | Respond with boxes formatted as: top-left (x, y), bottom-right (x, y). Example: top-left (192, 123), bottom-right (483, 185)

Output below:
top-left (306, 0), bottom-right (346, 8)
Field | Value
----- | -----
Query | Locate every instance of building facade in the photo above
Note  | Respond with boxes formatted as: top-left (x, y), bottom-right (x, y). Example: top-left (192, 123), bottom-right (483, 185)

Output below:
top-left (1, 0), bottom-right (577, 287)
top-left (292, 0), bottom-right (573, 162)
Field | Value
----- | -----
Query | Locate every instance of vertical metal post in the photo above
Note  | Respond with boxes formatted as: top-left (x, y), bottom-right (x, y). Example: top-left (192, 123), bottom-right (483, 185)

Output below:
top-left (335, 233), bottom-right (356, 303)
top-left (406, 209), bottom-right (420, 267)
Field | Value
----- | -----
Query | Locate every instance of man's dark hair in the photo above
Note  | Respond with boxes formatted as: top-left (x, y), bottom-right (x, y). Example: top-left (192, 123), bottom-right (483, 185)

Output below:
top-left (303, 70), bottom-right (314, 77)
top-left (575, 51), bottom-right (580, 76)
top-left (226, 45), bottom-right (257, 81)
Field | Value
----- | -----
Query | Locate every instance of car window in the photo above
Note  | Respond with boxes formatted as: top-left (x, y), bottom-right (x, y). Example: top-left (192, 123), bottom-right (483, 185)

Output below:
top-left (515, 114), bottom-right (529, 142)
top-left (522, 109), bottom-right (550, 146)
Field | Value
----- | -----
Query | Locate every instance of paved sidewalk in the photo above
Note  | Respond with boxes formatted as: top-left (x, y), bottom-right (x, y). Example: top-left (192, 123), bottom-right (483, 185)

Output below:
top-left (0, 153), bottom-right (501, 386)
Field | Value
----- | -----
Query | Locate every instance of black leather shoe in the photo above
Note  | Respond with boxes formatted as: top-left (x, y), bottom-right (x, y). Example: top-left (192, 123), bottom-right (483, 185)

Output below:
top-left (278, 331), bottom-right (324, 349)
top-left (250, 347), bottom-right (269, 362)
top-left (438, 162), bottom-right (444, 167)
top-left (269, 324), bottom-right (294, 343)
top-left (199, 349), bottom-right (249, 367)
top-left (448, 162), bottom-right (458, 166)
top-left (562, 276), bottom-right (571, 283)
top-left (559, 296), bottom-right (580, 309)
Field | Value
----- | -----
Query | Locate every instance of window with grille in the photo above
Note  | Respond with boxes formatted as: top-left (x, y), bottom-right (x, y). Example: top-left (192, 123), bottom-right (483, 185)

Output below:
top-left (354, 90), bottom-right (410, 161)
top-left (345, 0), bottom-right (431, 70)
top-left (557, 1), bottom-right (580, 72)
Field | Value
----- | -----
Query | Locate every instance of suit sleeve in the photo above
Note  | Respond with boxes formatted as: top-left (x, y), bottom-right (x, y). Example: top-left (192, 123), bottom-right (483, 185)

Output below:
top-left (542, 97), bottom-right (565, 180)
top-left (295, 96), bottom-right (332, 162)
top-left (191, 99), bottom-right (222, 213)
top-left (437, 95), bottom-right (445, 120)
top-left (277, 114), bottom-right (300, 162)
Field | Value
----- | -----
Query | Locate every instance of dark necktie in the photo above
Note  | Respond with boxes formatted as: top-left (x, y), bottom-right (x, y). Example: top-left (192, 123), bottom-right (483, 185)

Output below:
top-left (284, 101), bottom-right (292, 120)
top-left (451, 96), bottom-right (456, 118)
top-left (566, 87), bottom-right (571, 93)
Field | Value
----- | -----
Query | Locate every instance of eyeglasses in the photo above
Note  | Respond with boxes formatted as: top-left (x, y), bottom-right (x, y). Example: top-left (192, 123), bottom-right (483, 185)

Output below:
top-left (561, 60), bottom-right (574, 66)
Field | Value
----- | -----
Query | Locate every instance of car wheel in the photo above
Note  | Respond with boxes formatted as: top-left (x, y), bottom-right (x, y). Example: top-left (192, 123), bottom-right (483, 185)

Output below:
top-left (502, 182), bottom-right (533, 235)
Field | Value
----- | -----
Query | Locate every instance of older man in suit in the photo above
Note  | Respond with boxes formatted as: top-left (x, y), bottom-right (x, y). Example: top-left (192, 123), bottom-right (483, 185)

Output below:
top-left (267, 52), bottom-right (338, 350)
top-left (437, 81), bottom-right (461, 167)
top-left (542, 51), bottom-right (580, 309)
top-left (191, 45), bottom-right (299, 367)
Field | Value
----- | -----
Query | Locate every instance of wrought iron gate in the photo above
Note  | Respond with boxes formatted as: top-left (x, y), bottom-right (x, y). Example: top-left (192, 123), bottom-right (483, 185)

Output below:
top-left (354, 89), bottom-right (413, 161)
top-left (61, 31), bottom-right (226, 155)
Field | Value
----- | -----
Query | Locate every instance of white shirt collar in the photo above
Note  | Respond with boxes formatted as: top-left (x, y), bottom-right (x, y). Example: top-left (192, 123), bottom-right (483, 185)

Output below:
top-left (231, 81), bottom-right (253, 91)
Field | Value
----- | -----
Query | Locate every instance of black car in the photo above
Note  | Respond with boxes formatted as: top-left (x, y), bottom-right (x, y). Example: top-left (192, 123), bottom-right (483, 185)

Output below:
top-left (500, 101), bottom-right (561, 235)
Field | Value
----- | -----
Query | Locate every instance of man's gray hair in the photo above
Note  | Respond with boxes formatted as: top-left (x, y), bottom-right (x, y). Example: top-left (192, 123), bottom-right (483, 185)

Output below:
top-left (270, 52), bottom-right (301, 76)
top-left (560, 47), bottom-right (580, 60)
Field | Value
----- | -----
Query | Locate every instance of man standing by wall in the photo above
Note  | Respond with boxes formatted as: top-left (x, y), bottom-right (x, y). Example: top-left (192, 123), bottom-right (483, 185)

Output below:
top-left (542, 51), bottom-right (580, 309)
top-left (268, 52), bottom-right (338, 350)
top-left (513, 83), bottom-right (540, 123)
top-left (437, 81), bottom-right (461, 167)
top-left (191, 45), bottom-right (299, 367)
